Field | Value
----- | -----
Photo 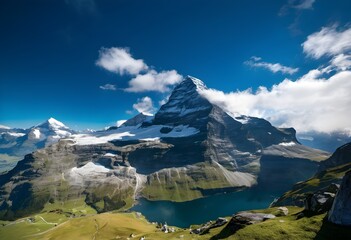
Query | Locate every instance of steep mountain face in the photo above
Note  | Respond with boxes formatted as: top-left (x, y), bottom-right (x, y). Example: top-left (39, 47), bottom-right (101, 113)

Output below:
top-left (319, 143), bottom-right (351, 171)
top-left (0, 118), bottom-right (75, 172)
top-left (0, 76), bottom-right (329, 220)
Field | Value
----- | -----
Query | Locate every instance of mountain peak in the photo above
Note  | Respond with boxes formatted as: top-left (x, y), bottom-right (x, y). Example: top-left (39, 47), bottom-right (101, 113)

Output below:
top-left (47, 117), bottom-right (68, 129)
top-left (121, 113), bottom-right (154, 127)
top-left (180, 75), bottom-right (207, 91)
top-left (37, 117), bottom-right (69, 130)
top-left (153, 76), bottom-right (212, 126)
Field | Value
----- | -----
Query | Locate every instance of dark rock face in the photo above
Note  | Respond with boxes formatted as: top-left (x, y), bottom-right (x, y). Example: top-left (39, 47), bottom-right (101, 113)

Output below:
top-left (305, 191), bottom-right (336, 214)
top-left (213, 212), bottom-right (275, 238)
top-left (121, 113), bottom-right (153, 127)
top-left (328, 171), bottom-right (351, 226)
top-left (153, 77), bottom-right (212, 129)
top-left (319, 143), bottom-right (351, 171)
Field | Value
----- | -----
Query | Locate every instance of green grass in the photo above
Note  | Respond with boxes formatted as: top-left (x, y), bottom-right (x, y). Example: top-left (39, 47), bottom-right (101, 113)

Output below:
top-left (1, 206), bottom-right (350, 240)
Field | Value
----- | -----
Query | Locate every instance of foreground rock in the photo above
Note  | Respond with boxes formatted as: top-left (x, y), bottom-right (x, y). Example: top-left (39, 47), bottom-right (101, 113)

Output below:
top-left (276, 207), bottom-right (289, 216)
top-left (328, 171), bottom-right (351, 226)
top-left (304, 183), bottom-right (339, 214)
top-left (191, 217), bottom-right (228, 235)
top-left (221, 212), bottom-right (275, 234)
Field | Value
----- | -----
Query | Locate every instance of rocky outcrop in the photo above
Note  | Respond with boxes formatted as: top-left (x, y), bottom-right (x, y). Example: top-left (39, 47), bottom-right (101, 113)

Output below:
top-left (305, 191), bottom-right (337, 214)
top-left (276, 207), bottom-right (289, 216)
top-left (121, 113), bottom-right (153, 127)
top-left (214, 211), bottom-right (275, 238)
top-left (191, 217), bottom-right (228, 235)
top-left (328, 171), bottom-right (351, 226)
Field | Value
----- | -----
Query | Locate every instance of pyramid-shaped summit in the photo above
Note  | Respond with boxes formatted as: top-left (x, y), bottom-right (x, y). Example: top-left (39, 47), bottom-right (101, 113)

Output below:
top-left (153, 76), bottom-right (212, 127)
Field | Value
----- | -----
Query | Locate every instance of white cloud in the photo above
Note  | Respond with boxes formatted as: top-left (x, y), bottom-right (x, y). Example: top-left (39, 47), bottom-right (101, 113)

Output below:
top-left (132, 96), bottom-right (156, 115)
top-left (96, 47), bottom-right (183, 93)
top-left (96, 47), bottom-right (148, 75)
top-left (302, 25), bottom-right (351, 59)
top-left (116, 120), bottom-right (127, 127)
top-left (99, 84), bottom-right (116, 91)
top-left (245, 57), bottom-right (299, 75)
top-left (125, 70), bottom-right (183, 93)
top-left (330, 54), bottom-right (351, 71)
top-left (200, 70), bottom-right (351, 134)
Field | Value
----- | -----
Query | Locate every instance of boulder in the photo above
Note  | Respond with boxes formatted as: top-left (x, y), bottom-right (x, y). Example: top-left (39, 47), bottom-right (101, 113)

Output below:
top-left (276, 207), bottom-right (289, 216)
top-left (328, 171), bottom-right (351, 226)
top-left (305, 192), bottom-right (335, 214)
top-left (304, 183), bottom-right (340, 214)
top-left (224, 212), bottom-right (275, 233)
top-left (191, 217), bottom-right (228, 235)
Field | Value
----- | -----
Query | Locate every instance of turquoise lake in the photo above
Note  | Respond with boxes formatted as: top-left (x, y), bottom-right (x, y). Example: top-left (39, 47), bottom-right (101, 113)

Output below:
top-left (131, 157), bottom-right (318, 227)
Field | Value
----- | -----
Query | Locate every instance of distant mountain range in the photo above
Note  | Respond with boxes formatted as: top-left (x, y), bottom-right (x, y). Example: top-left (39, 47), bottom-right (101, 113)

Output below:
top-left (0, 118), bottom-right (75, 172)
top-left (0, 76), bottom-right (331, 220)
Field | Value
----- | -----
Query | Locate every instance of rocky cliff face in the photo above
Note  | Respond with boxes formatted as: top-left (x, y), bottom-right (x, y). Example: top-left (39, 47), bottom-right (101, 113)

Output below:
top-left (319, 143), bottom-right (351, 171)
top-left (0, 76), bottom-right (329, 220)
top-left (328, 170), bottom-right (351, 225)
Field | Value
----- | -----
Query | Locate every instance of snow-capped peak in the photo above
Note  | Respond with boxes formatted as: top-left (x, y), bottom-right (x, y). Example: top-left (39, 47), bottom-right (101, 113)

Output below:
top-left (47, 117), bottom-right (68, 129)
top-left (183, 75), bottom-right (207, 91)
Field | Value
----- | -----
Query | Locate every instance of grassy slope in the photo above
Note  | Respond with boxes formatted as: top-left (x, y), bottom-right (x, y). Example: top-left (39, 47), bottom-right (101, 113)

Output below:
top-left (2, 206), bottom-right (350, 239)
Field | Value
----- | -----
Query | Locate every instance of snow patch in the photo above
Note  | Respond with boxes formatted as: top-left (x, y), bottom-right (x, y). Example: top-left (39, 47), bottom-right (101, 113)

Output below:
top-left (47, 117), bottom-right (68, 129)
top-left (279, 141), bottom-right (296, 147)
top-left (71, 162), bottom-right (110, 176)
top-left (7, 132), bottom-right (26, 137)
top-left (71, 125), bottom-right (199, 145)
top-left (32, 129), bottom-right (41, 139)
top-left (104, 153), bottom-right (117, 157)
top-left (116, 120), bottom-right (127, 127)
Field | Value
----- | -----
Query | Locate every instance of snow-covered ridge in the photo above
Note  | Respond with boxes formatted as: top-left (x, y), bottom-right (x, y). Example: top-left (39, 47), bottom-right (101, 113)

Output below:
top-left (70, 124), bottom-right (199, 145)
top-left (46, 117), bottom-right (69, 129)
top-left (2, 132), bottom-right (25, 137)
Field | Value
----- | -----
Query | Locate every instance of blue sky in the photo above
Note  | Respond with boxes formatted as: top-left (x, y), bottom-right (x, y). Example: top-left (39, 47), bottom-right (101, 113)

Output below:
top-left (1, 0), bottom-right (351, 132)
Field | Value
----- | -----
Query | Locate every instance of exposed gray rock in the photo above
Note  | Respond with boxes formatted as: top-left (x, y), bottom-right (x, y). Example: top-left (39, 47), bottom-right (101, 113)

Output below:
top-left (221, 212), bottom-right (275, 234)
top-left (305, 190), bottom-right (337, 214)
top-left (121, 113), bottom-right (153, 127)
top-left (191, 217), bottom-right (228, 235)
top-left (328, 171), bottom-right (351, 226)
top-left (277, 207), bottom-right (289, 216)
